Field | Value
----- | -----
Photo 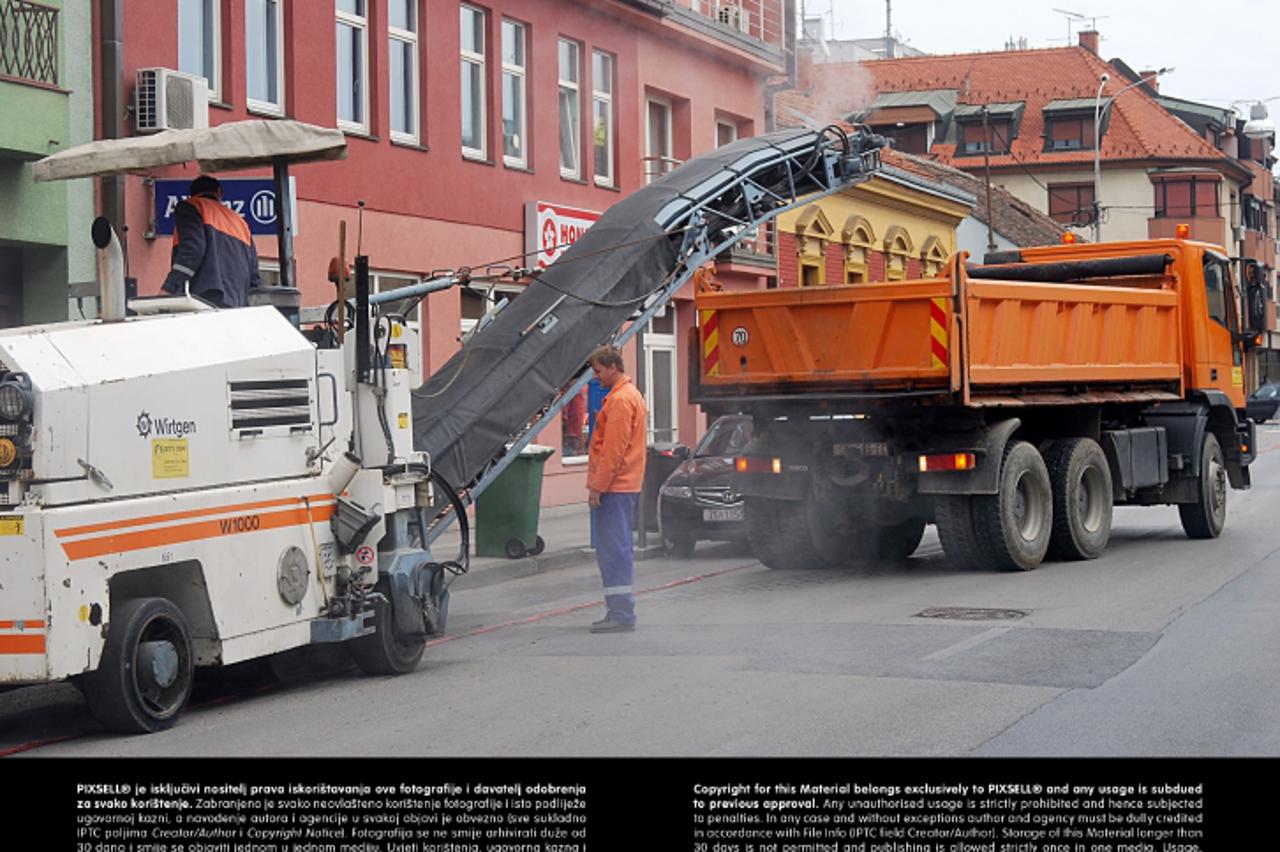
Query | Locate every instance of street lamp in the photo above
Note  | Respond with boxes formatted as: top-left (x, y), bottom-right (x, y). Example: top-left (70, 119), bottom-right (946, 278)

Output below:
top-left (1092, 67), bottom-right (1174, 242)
top-left (1235, 97), bottom-right (1280, 140)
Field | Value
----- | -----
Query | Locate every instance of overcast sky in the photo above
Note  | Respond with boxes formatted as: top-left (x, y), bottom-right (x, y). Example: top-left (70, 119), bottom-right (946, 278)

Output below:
top-left (810, 0), bottom-right (1279, 111)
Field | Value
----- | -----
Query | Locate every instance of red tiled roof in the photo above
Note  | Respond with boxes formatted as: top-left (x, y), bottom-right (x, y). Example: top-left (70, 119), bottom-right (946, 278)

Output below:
top-left (789, 47), bottom-right (1231, 170)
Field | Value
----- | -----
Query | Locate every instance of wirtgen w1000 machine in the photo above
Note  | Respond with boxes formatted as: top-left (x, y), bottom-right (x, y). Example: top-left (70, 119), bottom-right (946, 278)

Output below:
top-left (0, 121), bottom-right (882, 732)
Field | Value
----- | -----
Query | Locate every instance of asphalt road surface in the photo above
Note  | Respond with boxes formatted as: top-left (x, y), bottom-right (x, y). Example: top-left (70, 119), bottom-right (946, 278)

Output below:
top-left (5, 429), bottom-right (1280, 758)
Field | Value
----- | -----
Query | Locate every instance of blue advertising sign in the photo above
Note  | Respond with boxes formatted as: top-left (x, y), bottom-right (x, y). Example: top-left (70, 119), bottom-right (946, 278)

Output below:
top-left (153, 177), bottom-right (297, 237)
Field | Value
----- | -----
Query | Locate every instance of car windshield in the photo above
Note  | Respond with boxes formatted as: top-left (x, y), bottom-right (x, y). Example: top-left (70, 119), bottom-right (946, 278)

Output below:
top-left (1256, 383), bottom-right (1280, 400)
top-left (695, 418), bottom-right (751, 457)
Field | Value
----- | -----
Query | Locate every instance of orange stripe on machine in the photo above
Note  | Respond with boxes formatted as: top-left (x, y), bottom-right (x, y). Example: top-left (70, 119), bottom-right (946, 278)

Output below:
top-left (57, 499), bottom-right (336, 561)
top-left (0, 635), bottom-right (45, 655)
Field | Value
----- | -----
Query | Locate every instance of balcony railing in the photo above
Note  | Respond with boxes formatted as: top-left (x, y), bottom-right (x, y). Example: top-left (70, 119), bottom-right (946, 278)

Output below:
top-left (685, 0), bottom-right (785, 50)
top-left (0, 0), bottom-right (58, 87)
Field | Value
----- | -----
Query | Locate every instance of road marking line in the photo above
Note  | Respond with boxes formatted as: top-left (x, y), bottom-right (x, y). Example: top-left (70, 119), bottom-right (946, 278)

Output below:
top-left (922, 626), bottom-right (1013, 661)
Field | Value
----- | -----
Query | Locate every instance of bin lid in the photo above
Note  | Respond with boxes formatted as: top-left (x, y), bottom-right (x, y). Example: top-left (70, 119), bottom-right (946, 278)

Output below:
top-left (519, 444), bottom-right (556, 460)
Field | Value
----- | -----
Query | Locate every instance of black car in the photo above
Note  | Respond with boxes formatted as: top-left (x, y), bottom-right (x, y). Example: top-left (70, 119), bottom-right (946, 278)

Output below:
top-left (1247, 381), bottom-right (1280, 423)
top-left (657, 415), bottom-right (752, 557)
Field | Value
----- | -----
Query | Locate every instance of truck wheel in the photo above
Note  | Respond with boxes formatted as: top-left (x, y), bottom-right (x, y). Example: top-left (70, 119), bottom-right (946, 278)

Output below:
top-left (83, 597), bottom-right (194, 734)
top-left (1179, 432), bottom-right (1227, 539)
top-left (1045, 438), bottom-right (1113, 560)
top-left (744, 497), bottom-right (843, 570)
top-left (975, 440), bottom-right (1052, 571)
top-left (349, 592), bottom-right (426, 675)
top-left (935, 496), bottom-right (984, 569)
top-left (866, 518), bottom-right (926, 562)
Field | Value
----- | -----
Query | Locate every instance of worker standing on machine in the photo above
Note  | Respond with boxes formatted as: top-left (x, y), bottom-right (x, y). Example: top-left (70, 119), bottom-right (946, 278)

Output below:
top-left (586, 346), bottom-right (647, 634)
top-left (161, 175), bottom-right (261, 308)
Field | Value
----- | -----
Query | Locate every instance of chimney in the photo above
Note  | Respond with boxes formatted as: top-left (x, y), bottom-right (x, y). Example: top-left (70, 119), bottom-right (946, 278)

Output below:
top-left (1078, 29), bottom-right (1099, 55)
top-left (1140, 69), bottom-right (1159, 92)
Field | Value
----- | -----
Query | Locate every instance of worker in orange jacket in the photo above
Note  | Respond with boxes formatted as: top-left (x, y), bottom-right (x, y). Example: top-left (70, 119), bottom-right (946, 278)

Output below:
top-left (586, 346), bottom-right (647, 633)
top-left (161, 175), bottom-right (261, 307)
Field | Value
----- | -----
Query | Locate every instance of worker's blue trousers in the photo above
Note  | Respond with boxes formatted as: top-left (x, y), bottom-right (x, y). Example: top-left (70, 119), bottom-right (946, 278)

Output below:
top-left (596, 492), bottom-right (638, 625)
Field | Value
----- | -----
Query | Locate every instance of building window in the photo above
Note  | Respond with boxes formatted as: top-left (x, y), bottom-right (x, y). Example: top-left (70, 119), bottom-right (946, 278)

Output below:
top-left (717, 119), bottom-right (738, 147)
top-left (501, 19), bottom-right (527, 167)
top-left (800, 262), bottom-right (822, 287)
top-left (643, 306), bottom-right (679, 444)
top-left (592, 50), bottom-right (614, 186)
top-left (1154, 177), bottom-right (1221, 219)
top-left (1048, 183), bottom-right (1096, 226)
top-left (179, 0), bottom-right (220, 100)
top-left (558, 39), bottom-right (581, 179)
top-left (1045, 115), bottom-right (1095, 151)
top-left (389, 0), bottom-right (419, 144)
top-left (246, 0), bottom-right (285, 115)
top-left (959, 121), bottom-right (1011, 154)
top-left (460, 5), bottom-right (487, 158)
top-left (336, 1), bottom-right (369, 132)
top-left (1244, 195), bottom-right (1269, 235)
top-left (645, 97), bottom-right (673, 183)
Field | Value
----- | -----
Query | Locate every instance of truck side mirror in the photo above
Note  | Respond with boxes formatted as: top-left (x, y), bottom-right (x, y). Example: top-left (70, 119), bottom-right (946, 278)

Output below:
top-left (1247, 282), bottom-right (1268, 334)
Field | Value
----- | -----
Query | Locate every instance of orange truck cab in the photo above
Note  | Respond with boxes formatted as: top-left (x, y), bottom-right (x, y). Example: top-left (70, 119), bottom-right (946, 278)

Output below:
top-left (692, 237), bottom-right (1268, 572)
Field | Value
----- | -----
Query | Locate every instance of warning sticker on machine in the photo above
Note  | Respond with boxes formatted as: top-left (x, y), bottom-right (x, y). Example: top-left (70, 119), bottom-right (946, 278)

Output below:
top-left (0, 515), bottom-right (23, 536)
top-left (152, 438), bottom-right (190, 479)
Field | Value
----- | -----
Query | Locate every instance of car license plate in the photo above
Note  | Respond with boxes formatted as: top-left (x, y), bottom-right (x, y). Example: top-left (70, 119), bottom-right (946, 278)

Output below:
top-left (703, 507), bottom-right (743, 522)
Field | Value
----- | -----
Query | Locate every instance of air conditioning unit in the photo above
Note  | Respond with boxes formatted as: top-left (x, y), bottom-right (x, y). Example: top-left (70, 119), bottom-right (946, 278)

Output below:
top-left (135, 68), bottom-right (209, 133)
top-left (718, 4), bottom-right (751, 35)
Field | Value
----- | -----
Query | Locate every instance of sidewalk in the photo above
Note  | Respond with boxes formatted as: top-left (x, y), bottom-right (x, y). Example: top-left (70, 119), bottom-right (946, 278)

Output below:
top-left (432, 502), bottom-right (665, 591)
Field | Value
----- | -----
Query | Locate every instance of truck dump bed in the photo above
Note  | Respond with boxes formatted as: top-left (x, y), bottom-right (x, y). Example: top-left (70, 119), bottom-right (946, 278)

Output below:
top-left (694, 252), bottom-right (1184, 407)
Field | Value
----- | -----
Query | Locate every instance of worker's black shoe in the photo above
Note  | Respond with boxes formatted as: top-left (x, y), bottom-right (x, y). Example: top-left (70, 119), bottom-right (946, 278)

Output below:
top-left (590, 618), bottom-right (636, 633)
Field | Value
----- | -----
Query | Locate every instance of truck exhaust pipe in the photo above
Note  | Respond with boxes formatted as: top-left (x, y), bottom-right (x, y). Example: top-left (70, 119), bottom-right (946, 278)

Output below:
top-left (92, 216), bottom-right (127, 323)
top-left (329, 450), bottom-right (363, 496)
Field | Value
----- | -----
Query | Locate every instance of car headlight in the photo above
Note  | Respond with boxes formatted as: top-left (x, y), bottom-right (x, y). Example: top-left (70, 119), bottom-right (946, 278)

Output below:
top-left (661, 485), bottom-right (692, 499)
top-left (0, 375), bottom-right (32, 421)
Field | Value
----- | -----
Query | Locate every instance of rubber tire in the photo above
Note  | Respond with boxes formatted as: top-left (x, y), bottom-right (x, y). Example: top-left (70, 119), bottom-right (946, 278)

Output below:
top-left (744, 496), bottom-right (844, 570)
top-left (528, 536), bottom-right (546, 557)
top-left (663, 527), bottom-right (697, 559)
top-left (866, 518), bottom-right (927, 562)
top-left (1179, 432), bottom-right (1227, 539)
top-left (348, 592), bottom-right (426, 675)
top-left (504, 538), bottom-right (528, 559)
top-left (1044, 437), bottom-right (1114, 560)
top-left (974, 440), bottom-right (1053, 572)
top-left (82, 597), bottom-right (194, 734)
top-left (935, 495), bottom-right (984, 569)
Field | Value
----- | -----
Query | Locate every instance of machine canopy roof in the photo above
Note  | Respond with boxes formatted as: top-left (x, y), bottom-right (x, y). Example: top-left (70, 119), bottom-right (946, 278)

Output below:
top-left (32, 120), bottom-right (347, 182)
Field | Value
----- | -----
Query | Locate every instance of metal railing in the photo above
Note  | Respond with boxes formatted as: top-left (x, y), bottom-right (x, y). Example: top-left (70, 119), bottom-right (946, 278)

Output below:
top-left (688, 0), bottom-right (785, 49)
top-left (0, 0), bottom-right (58, 87)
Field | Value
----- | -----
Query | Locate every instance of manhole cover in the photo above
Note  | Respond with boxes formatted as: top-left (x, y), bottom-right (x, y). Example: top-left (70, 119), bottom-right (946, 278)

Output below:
top-left (915, 606), bottom-right (1028, 621)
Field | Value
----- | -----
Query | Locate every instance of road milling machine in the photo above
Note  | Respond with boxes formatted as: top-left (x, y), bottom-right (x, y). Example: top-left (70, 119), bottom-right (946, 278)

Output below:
top-left (0, 121), bottom-right (882, 732)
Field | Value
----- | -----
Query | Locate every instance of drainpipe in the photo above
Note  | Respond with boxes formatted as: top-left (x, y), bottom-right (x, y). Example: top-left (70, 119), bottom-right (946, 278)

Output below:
top-left (99, 0), bottom-right (127, 256)
top-left (763, 0), bottom-right (798, 134)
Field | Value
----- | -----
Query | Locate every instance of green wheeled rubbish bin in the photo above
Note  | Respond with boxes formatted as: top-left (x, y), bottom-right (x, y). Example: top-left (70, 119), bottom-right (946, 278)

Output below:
top-left (476, 444), bottom-right (556, 558)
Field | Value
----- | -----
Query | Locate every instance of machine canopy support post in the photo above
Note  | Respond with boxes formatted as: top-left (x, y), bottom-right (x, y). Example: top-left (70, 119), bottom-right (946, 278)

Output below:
top-left (272, 156), bottom-right (295, 290)
top-left (355, 255), bottom-right (371, 383)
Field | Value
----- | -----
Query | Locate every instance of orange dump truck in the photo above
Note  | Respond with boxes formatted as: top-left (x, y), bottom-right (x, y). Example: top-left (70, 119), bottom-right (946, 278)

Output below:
top-left (691, 238), bottom-right (1268, 571)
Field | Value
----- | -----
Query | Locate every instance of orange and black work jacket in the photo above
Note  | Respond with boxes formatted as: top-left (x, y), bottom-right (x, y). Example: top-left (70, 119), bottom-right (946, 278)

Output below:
top-left (161, 195), bottom-right (261, 307)
top-left (587, 374), bottom-right (648, 494)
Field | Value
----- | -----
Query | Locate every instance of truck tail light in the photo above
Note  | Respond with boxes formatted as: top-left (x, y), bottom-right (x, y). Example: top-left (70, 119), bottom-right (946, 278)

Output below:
top-left (1062, 232), bottom-right (1077, 244)
top-left (1176, 223), bottom-right (1190, 239)
top-left (918, 452), bottom-right (976, 473)
top-left (736, 456), bottom-right (782, 474)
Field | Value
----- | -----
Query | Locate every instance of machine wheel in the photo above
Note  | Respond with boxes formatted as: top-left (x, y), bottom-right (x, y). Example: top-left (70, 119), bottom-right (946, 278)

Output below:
top-left (935, 495), bottom-right (984, 569)
top-left (974, 440), bottom-right (1053, 571)
top-left (1045, 438), bottom-right (1113, 560)
top-left (82, 597), bottom-right (194, 734)
top-left (1180, 432), bottom-right (1227, 539)
top-left (528, 536), bottom-right (546, 557)
top-left (867, 518), bottom-right (927, 562)
top-left (348, 593), bottom-right (426, 675)
top-left (662, 527), bottom-right (697, 559)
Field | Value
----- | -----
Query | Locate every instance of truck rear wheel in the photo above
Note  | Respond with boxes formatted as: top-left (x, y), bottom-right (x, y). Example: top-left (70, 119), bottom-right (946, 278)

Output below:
top-left (349, 591), bottom-right (426, 675)
top-left (864, 518), bottom-right (926, 562)
top-left (935, 496), bottom-right (984, 569)
top-left (83, 597), bottom-right (195, 734)
top-left (1179, 432), bottom-right (1227, 539)
top-left (975, 440), bottom-right (1052, 571)
top-left (1045, 438), bottom-right (1113, 560)
top-left (744, 496), bottom-right (843, 570)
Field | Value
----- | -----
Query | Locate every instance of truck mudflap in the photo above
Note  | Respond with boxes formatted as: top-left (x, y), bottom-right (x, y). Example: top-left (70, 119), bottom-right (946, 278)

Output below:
top-left (915, 419), bottom-right (1021, 496)
top-left (0, 511), bottom-right (49, 684)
